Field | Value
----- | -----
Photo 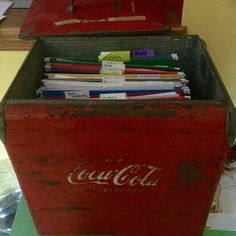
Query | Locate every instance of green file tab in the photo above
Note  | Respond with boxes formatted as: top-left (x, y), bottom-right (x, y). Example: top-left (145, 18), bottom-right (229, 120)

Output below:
top-left (98, 51), bottom-right (131, 62)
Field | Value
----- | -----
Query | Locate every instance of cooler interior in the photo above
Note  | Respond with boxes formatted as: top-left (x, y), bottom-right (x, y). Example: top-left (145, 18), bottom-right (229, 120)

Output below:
top-left (4, 35), bottom-right (228, 103)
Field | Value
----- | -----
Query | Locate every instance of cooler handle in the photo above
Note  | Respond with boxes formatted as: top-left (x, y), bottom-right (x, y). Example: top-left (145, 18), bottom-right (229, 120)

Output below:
top-left (67, 0), bottom-right (122, 13)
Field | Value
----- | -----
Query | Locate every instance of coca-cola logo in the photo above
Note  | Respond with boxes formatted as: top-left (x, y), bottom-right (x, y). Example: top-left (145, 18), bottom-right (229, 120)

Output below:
top-left (67, 164), bottom-right (163, 187)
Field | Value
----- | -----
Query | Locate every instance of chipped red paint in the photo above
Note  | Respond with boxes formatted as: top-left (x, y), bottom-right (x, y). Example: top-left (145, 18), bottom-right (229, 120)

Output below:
top-left (20, 0), bottom-right (184, 38)
top-left (4, 102), bottom-right (229, 236)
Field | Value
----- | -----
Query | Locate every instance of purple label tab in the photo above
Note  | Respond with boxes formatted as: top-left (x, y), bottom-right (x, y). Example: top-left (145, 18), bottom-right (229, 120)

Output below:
top-left (132, 49), bottom-right (155, 58)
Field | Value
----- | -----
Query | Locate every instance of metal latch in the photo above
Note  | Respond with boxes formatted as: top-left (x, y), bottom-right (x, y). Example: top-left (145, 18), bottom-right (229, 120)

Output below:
top-left (67, 0), bottom-right (75, 13)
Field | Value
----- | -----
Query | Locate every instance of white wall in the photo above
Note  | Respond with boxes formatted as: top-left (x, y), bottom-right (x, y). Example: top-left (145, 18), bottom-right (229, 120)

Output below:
top-left (12, 0), bottom-right (33, 8)
top-left (0, 51), bottom-right (28, 160)
top-left (182, 0), bottom-right (236, 106)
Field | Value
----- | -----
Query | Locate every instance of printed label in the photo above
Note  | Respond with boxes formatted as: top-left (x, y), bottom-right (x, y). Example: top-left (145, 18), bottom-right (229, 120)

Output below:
top-left (100, 93), bottom-right (126, 100)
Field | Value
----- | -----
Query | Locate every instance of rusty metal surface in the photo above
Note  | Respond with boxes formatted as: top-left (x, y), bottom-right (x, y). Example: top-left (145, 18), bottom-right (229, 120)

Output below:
top-left (4, 101), bottom-right (229, 236)
top-left (19, 0), bottom-right (184, 38)
top-left (3, 99), bottom-right (226, 117)
top-left (1, 33), bottom-right (235, 235)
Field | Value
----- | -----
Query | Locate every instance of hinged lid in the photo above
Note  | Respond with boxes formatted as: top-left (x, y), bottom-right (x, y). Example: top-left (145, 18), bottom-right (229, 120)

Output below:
top-left (20, 0), bottom-right (186, 38)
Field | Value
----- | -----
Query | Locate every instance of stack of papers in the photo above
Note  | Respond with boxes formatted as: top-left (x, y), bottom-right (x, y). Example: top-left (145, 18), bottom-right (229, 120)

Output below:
top-left (37, 50), bottom-right (190, 100)
top-left (0, 0), bottom-right (13, 21)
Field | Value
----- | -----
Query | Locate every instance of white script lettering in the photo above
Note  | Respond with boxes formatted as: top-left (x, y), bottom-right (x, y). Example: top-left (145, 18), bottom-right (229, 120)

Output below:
top-left (67, 164), bottom-right (162, 187)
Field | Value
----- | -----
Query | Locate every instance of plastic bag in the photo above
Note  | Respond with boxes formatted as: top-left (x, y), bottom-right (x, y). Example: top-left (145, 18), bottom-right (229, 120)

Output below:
top-left (0, 160), bottom-right (22, 235)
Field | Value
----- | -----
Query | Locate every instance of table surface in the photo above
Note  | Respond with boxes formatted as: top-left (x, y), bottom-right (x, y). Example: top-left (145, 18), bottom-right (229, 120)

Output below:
top-left (0, 9), bottom-right (34, 50)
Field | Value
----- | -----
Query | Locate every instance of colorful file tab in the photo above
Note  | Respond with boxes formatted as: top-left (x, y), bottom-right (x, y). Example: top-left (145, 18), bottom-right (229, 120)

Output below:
top-left (132, 49), bottom-right (155, 58)
top-left (37, 49), bottom-right (190, 100)
top-left (98, 51), bottom-right (131, 62)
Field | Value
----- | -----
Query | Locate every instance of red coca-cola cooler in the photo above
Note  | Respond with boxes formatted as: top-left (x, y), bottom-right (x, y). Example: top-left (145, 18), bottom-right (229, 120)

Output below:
top-left (1, 0), bottom-right (236, 235)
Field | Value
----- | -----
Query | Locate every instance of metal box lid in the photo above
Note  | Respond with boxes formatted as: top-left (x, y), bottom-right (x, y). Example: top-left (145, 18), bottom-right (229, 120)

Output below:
top-left (19, 0), bottom-right (186, 38)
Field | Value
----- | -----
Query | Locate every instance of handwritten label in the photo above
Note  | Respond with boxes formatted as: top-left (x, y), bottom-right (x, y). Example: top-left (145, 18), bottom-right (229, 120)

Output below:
top-left (100, 69), bottom-right (123, 76)
top-left (102, 76), bottom-right (125, 83)
top-left (102, 61), bottom-right (125, 71)
top-left (132, 49), bottom-right (155, 58)
top-left (137, 74), bottom-right (161, 80)
top-left (100, 93), bottom-right (126, 100)
top-left (98, 83), bottom-right (123, 88)
top-left (171, 54), bottom-right (179, 61)
top-left (98, 51), bottom-right (130, 62)
top-left (64, 91), bottom-right (89, 99)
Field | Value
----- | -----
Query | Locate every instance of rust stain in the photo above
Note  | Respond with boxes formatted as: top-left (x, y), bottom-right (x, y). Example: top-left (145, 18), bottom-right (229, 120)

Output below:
top-left (44, 180), bottom-right (60, 186)
top-left (6, 101), bottom-right (226, 121)
top-left (31, 171), bottom-right (43, 177)
top-left (83, 105), bottom-right (93, 113)
top-left (19, 26), bottom-right (35, 39)
top-left (153, 107), bottom-right (176, 117)
top-left (143, 105), bottom-right (154, 112)
top-left (178, 128), bottom-right (191, 135)
top-left (74, 103), bottom-right (177, 118)
top-left (121, 127), bottom-right (133, 132)
top-left (33, 156), bottom-right (50, 166)
top-left (178, 160), bottom-right (205, 183)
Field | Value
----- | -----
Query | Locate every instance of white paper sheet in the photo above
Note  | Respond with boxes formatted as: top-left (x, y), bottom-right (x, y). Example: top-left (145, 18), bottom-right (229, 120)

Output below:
top-left (0, 14), bottom-right (5, 20)
top-left (0, 0), bottom-right (13, 21)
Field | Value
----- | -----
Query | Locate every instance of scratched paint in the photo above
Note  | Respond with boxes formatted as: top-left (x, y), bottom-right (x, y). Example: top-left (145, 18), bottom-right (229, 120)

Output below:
top-left (3, 101), bottom-right (229, 236)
